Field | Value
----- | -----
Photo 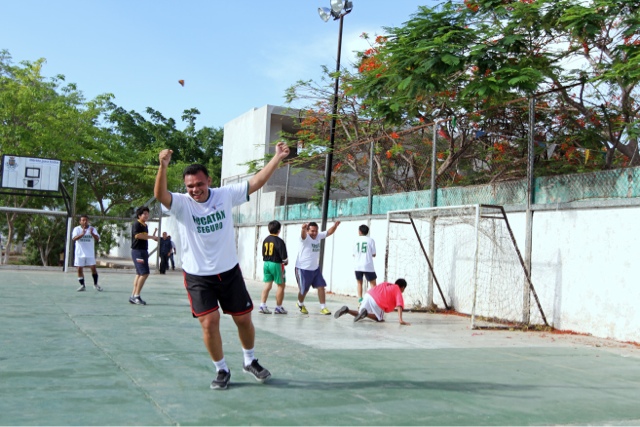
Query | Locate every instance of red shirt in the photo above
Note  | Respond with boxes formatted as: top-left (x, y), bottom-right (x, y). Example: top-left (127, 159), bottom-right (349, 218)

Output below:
top-left (368, 282), bottom-right (405, 313)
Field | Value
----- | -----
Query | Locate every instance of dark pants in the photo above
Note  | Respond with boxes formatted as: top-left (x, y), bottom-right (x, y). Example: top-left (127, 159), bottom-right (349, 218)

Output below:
top-left (160, 254), bottom-right (169, 273)
top-left (169, 253), bottom-right (175, 270)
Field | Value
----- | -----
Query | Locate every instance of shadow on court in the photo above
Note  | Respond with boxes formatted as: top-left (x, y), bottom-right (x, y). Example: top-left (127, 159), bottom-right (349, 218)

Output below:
top-left (1, 268), bottom-right (639, 426)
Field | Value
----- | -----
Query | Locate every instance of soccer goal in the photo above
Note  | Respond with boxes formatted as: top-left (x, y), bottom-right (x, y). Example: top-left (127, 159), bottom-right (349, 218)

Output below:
top-left (385, 204), bottom-right (548, 329)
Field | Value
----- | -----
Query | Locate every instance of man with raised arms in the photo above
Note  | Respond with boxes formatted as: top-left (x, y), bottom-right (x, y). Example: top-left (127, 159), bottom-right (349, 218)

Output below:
top-left (154, 142), bottom-right (290, 390)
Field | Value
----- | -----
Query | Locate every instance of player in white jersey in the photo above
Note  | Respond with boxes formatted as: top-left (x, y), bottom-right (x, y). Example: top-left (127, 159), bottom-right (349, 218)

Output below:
top-left (353, 224), bottom-right (377, 307)
top-left (72, 215), bottom-right (102, 292)
top-left (154, 142), bottom-right (290, 390)
top-left (294, 220), bottom-right (340, 315)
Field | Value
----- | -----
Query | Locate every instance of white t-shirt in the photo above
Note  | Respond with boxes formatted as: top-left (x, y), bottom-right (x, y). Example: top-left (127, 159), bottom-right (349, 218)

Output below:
top-left (353, 235), bottom-right (376, 272)
top-left (166, 182), bottom-right (248, 275)
top-left (73, 226), bottom-right (99, 259)
top-left (295, 231), bottom-right (327, 270)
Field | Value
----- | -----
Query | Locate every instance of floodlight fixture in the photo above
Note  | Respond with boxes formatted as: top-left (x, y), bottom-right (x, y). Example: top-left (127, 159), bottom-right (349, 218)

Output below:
top-left (317, 0), bottom-right (353, 21)
top-left (318, 7), bottom-right (332, 22)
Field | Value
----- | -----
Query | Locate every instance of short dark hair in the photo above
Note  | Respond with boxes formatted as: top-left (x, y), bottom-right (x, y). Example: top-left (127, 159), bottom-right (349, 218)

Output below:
top-left (359, 224), bottom-right (369, 235)
top-left (183, 164), bottom-right (209, 178)
top-left (268, 220), bottom-right (281, 234)
top-left (395, 278), bottom-right (407, 290)
top-left (79, 214), bottom-right (89, 220)
top-left (308, 221), bottom-right (318, 229)
top-left (136, 206), bottom-right (149, 218)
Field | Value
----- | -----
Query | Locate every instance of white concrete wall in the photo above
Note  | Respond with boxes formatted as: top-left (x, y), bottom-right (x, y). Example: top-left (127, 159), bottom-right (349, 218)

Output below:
top-left (530, 208), bottom-right (640, 343)
top-left (236, 206), bottom-right (640, 343)
top-left (222, 106), bottom-right (270, 180)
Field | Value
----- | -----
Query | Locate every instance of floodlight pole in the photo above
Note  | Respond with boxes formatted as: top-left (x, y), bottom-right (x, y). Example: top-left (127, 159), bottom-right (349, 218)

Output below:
top-left (318, 12), bottom-right (345, 271)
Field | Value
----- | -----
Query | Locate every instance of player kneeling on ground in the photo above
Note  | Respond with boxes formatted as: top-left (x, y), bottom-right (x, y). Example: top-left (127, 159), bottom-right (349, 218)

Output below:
top-left (334, 279), bottom-right (410, 326)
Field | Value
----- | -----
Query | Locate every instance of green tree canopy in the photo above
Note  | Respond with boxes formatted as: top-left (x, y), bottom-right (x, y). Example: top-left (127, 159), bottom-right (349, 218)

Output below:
top-left (0, 50), bottom-right (224, 265)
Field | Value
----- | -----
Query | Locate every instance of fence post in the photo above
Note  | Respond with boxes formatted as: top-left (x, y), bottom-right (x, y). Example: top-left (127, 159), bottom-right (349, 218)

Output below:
top-left (284, 163), bottom-right (290, 221)
top-left (64, 216), bottom-right (73, 273)
top-left (66, 162), bottom-right (79, 273)
top-left (367, 139), bottom-right (374, 215)
top-left (523, 97), bottom-right (536, 324)
top-left (427, 123), bottom-right (440, 308)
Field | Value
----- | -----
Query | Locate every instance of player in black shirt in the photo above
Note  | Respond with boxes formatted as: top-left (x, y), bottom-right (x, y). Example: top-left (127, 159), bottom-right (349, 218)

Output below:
top-left (259, 220), bottom-right (289, 314)
top-left (129, 206), bottom-right (159, 305)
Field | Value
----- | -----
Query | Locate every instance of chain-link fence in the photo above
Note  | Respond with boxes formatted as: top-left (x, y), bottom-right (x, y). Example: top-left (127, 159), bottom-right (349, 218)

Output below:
top-left (237, 98), bottom-right (640, 224)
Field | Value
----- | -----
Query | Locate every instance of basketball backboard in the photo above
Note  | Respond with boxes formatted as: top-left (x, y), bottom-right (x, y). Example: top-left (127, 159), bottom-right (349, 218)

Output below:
top-left (1, 155), bottom-right (61, 192)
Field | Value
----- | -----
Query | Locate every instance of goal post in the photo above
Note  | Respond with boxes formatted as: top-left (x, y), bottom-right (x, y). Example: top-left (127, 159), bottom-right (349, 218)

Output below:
top-left (385, 204), bottom-right (548, 329)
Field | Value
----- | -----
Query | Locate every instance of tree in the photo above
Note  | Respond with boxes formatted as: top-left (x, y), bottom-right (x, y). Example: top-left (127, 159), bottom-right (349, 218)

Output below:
top-left (0, 50), bottom-right (225, 265)
top-left (283, 0), bottom-right (640, 198)
top-left (0, 51), bottom-right (105, 264)
top-left (348, 0), bottom-right (640, 179)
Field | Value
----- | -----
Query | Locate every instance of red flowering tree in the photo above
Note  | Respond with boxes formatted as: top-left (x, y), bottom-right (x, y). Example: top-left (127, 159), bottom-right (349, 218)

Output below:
top-left (281, 0), bottom-right (640, 202)
top-left (347, 0), bottom-right (640, 180)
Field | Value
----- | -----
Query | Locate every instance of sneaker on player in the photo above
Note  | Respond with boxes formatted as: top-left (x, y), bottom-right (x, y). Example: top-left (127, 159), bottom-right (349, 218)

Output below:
top-left (130, 296), bottom-right (146, 305)
top-left (297, 302), bottom-right (308, 315)
top-left (334, 306), bottom-right (349, 319)
top-left (259, 305), bottom-right (271, 314)
top-left (94, 284), bottom-right (103, 292)
top-left (274, 306), bottom-right (288, 315)
top-left (77, 285), bottom-right (86, 292)
top-left (210, 370), bottom-right (231, 390)
top-left (354, 309), bottom-right (368, 323)
top-left (243, 359), bottom-right (271, 383)
top-left (320, 307), bottom-right (331, 315)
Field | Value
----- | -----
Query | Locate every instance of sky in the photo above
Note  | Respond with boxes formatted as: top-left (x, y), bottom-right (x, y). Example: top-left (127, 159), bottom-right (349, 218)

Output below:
top-left (1, 0), bottom-right (440, 130)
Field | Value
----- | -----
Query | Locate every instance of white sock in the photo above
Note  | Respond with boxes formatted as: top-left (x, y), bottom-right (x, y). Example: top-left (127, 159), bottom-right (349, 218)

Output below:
top-left (243, 348), bottom-right (255, 366)
top-left (213, 357), bottom-right (228, 373)
top-left (260, 303), bottom-right (267, 308)
top-left (320, 304), bottom-right (326, 309)
top-left (298, 301), bottom-right (305, 306)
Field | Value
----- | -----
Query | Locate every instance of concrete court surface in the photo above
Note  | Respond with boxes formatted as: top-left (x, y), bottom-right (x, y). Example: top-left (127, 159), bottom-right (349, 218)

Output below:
top-left (1, 267), bottom-right (639, 426)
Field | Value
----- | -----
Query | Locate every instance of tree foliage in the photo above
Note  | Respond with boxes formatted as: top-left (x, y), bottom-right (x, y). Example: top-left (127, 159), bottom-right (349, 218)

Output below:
top-left (0, 50), bottom-right (223, 265)
top-left (285, 0), bottom-right (640, 200)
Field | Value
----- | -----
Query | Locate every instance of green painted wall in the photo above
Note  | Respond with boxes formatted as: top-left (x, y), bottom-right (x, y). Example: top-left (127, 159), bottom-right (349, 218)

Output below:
top-left (262, 166), bottom-right (640, 223)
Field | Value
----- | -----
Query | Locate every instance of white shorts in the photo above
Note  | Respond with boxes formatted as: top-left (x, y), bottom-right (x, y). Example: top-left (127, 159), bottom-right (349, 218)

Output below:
top-left (74, 257), bottom-right (96, 267)
top-left (361, 293), bottom-right (385, 321)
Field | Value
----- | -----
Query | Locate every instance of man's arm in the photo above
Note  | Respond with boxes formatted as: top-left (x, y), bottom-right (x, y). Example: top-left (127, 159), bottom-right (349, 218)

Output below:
top-left (301, 223), bottom-right (308, 240)
top-left (154, 149), bottom-right (173, 210)
top-left (326, 220), bottom-right (341, 237)
top-left (71, 228), bottom-right (85, 241)
top-left (248, 142), bottom-right (290, 195)
top-left (134, 233), bottom-right (158, 242)
top-left (397, 307), bottom-right (410, 326)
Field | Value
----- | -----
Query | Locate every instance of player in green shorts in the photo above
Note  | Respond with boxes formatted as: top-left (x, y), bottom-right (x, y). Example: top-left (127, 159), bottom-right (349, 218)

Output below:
top-left (259, 220), bottom-right (289, 314)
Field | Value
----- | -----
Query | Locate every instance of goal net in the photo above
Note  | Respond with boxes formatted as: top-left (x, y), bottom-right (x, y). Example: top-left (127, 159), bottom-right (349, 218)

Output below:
top-left (385, 204), bottom-right (547, 329)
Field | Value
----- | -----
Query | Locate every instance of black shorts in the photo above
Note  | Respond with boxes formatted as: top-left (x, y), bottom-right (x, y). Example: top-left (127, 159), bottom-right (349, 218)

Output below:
top-left (183, 264), bottom-right (253, 317)
top-left (355, 271), bottom-right (377, 282)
